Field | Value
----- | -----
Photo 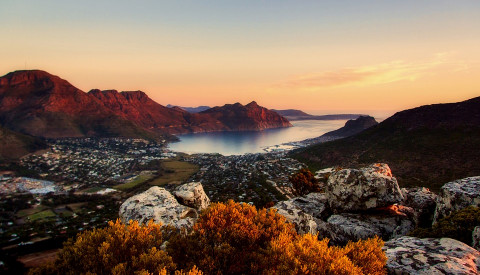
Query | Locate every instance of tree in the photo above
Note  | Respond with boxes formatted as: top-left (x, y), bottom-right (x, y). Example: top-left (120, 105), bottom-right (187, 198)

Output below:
top-left (289, 168), bottom-right (320, 196)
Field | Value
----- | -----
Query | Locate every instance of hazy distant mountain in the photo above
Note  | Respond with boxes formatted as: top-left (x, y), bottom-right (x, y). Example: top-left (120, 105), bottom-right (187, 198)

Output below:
top-left (322, 116), bottom-right (378, 137)
top-left (0, 70), bottom-right (292, 139)
top-left (0, 125), bottom-right (47, 160)
top-left (0, 70), bottom-right (163, 141)
top-left (272, 109), bottom-right (365, 121)
top-left (167, 104), bottom-right (211, 113)
top-left (292, 97), bottom-right (480, 191)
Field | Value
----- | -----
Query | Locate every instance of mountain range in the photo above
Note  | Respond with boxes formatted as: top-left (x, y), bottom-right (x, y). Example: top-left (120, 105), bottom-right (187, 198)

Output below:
top-left (292, 96), bottom-right (480, 191)
top-left (272, 109), bottom-right (365, 121)
top-left (166, 105), bottom-right (211, 113)
top-left (0, 70), bottom-right (291, 143)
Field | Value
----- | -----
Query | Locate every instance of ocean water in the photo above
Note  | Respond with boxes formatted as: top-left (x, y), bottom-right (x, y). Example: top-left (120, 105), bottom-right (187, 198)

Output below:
top-left (168, 120), bottom-right (349, 155)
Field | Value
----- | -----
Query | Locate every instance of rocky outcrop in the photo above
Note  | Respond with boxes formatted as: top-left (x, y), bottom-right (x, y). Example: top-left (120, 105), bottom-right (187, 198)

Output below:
top-left (384, 236), bottom-right (480, 274)
top-left (173, 182), bottom-right (210, 211)
top-left (325, 163), bottom-right (404, 212)
top-left (119, 186), bottom-right (199, 229)
top-left (273, 193), bottom-right (330, 235)
top-left (473, 226), bottom-right (480, 251)
top-left (401, 187), bottom-right (438, 227)
top-left (433, 176), bottom-right (480, 223)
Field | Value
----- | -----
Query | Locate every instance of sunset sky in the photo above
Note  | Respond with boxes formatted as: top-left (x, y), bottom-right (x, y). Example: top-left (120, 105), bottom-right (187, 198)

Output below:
top-left (1, 0), bottom-right (479, 114)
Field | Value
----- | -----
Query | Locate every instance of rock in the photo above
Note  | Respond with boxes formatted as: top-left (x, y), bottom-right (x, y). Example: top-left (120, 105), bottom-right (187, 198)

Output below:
top-left (173, 182), bottom-right (210, 211)
top-left (325, 163), bottom-right (404, 212)
top-left (273, 200), bottom-right (318, 235)
top-left (433, 176), bottom-right (480, 223)
top-left (401, 187), bottom-right (438, 227)
top-left (384, 236), bottom-right (480, 275)
top-left (273, 192), bottom-right (330, 235)
top-left (318, 210), bottom-right (414, 246)
top-left (119, 186), bottom-right (198, 229)
top-left (473, 226), bottom-right (480, 251)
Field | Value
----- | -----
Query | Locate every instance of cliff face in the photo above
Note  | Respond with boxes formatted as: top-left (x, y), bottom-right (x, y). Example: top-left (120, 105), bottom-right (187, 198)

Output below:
top-left (0, 70), bottom-right (291, 139)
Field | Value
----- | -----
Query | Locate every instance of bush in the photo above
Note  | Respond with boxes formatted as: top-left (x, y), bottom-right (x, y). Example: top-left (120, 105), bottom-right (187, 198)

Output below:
top-left (410, 206), bottom-right (480, 245)
top-left (31, 201), bottom-right (387, 275)
top-left (289, 168), bottom-right (320, 196)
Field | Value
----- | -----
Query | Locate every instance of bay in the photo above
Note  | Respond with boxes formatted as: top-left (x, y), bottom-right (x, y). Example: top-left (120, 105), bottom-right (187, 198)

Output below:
top-left (168, 120), bottom-right (349, 155)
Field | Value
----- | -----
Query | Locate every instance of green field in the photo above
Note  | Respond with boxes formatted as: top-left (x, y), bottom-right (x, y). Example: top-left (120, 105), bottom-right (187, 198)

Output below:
top-left (17, 205), bottom-right (49, 218)
top-left (28, 210), bottom-right (56, 221)
top-left (113, 174), bottom-right (153, 191)
top-left (149, 160), bottom-right (199, 186)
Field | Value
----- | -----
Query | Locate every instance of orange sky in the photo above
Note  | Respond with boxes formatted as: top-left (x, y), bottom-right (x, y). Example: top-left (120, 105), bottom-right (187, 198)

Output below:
top-left (1, 1), bottom-right (479, 113)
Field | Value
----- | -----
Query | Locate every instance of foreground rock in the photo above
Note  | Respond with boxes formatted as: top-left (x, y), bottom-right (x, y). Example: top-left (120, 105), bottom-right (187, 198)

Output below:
top-left (326, 163), bottom-right (404, 212)
top-left (473, 226), bottom-right (480, 251)
top-left (433, 176), bottom-right (480, 223)
top-left (173, 182), bottom-right (210, 211)
top-left (273, 193), bottom-right (330, 235)
top-left (384, 236), bottom-right (480, 274)
top-left (119, 186), bottom-right (198, 229)
top-left (401, 187), bottom-right (438, 227)
top-left (317, 207), bottom-right (415, 246)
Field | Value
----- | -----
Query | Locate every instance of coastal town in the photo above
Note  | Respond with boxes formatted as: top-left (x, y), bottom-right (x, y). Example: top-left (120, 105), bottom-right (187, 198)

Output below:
top-left (0, 137), bottom-right (308, 261)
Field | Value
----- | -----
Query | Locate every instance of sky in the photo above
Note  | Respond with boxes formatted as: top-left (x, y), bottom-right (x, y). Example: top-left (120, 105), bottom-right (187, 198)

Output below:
top-left (1, 0), bottom-right (479, 114)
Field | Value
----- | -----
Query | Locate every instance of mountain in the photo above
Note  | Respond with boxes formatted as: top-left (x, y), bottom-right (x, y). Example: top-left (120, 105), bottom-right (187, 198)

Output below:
top-left (202, 101), bottom-right (292, 131)
top-left (272, 109), bottom-right (365, 121)
top-left (167, 104), bottom-right (211, 113)
top-left (0, 70), bottom-right (292, 139)
top-left (292, 97), bottom-right (480, 191)
top-left (322, 116), bottom-right (378, 137)
top-left (0, 70), bottom-right (163, 141)
top-left (0, 125), bottom-right (47, 161)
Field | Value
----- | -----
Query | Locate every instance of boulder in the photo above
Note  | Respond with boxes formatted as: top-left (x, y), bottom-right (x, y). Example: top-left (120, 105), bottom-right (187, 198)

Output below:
top-left (384, 236), bottom-right (480, 274)
top-left (173, 182), bottom-right (210, 211)
top-left (325, 163), bottom-right (404, 212)
top-left (433, 176), bottom-right (480, 223)
top-left (273, 200), bottom-right (318, 235)
top-left (119, 186), bottom-right (198, 229)
top-left (473, 226), bottom-right (480, 251)
top-left (401, 187), bottom-right (438, 227)
top-left (317, 210), bottom-right (415, 246)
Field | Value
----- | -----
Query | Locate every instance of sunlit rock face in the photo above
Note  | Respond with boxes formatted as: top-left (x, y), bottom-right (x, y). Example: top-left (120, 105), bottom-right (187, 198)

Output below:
top-left (325, 163), bottom-right (404, 212)
top-left (119, 186), bottom-right (199, 229)
top-left (433, 176), bottom-right (480, 223)
top-left (173, 182), bottom-right (210, 211)
top-left (384, 236), bottom-right (480, 275)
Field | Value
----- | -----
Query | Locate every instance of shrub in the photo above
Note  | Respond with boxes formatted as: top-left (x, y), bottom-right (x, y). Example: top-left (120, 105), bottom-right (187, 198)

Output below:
top-left (289, 168), bottom-right (320, 196)
top-left (410, 206), bottom-right (480, 245)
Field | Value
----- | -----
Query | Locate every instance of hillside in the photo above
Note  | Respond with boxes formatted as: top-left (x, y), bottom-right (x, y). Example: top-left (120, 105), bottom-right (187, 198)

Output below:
top-left (0, 125), bottom-right (47, 161)
top-left (322, 116), bottom-right (378, 137)
top-left (167, 104), bottom-right (211, 113)
top-left (0, 70), bottom-right (163, 141)
top-left (291, 97), bottom-right (480, 191)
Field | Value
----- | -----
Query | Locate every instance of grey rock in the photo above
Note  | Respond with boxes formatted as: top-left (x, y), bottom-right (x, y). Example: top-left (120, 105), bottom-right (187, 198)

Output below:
top-left (384, 236), bottom-right (480, 275)
top-left (119, 186), bottom-right (198, 229)
top-left (273, 200), bottom-right (318, 235)
top-left (318, 210), bottom-right (414, 246)
top-left (401, 187), bottom-right (438, 227)
top-left (433, 176), bottom-right (480, 223)
top-left (326, 163), bottom-right (404, 212)
top-left (173, 182), bottom-right (210, 211)
top-left (473, 226), bottom-right (480, 251)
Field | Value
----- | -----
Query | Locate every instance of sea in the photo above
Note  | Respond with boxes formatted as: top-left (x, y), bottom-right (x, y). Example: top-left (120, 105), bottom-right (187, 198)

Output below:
top-left (168, 111), bottom-right (394, 156)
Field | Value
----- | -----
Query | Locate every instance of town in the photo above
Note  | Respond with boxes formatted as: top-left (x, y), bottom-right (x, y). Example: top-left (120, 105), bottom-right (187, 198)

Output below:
top-left (0, 137), bottom-right (306, 266)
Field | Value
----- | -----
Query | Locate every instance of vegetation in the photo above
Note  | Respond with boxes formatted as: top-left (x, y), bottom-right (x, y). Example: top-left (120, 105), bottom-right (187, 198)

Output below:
top-left (289, 168), bottom-right (321, 196)
top-left (31, 201), bottom-right (387, 275)
top-left (149, 160), bottom-right (199, 186)
top-left (410, 206), bottom-right (480, 245)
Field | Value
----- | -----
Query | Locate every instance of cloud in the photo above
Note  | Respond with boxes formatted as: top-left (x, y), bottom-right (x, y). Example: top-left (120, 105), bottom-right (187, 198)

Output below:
top-left (275, 54), bottom-right (457, 91)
